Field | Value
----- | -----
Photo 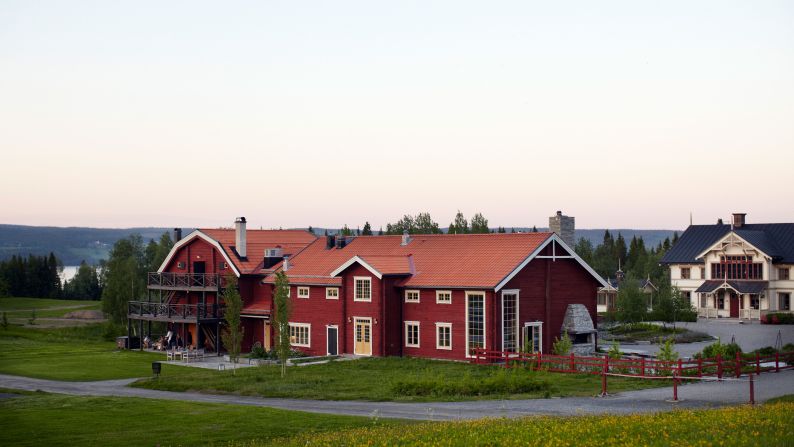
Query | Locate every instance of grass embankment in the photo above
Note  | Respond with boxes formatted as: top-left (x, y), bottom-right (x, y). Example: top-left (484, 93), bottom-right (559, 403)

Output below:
top-left (270, 403), bottom-right (794, 446)
top-left (0, 392), bottom-right (407, 447)
top-left (0, 297), bottom-right (101, 319)
top-left (0, 324), bottom-right (161, 380)
top-left (604, 322), bottom-right (712, 344)
top-left (134, 357), bottom-right (664, 402)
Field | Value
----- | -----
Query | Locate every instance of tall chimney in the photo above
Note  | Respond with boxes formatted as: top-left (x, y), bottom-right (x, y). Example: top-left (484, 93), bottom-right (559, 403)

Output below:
top-left (235, 217), bottom-right (247, 258)
top-left (173, 228), bottom-right (182, 242)
top-left (732, 213), bottom-right (746, 229)
top-left (549, 210), bottom-right (575, 248)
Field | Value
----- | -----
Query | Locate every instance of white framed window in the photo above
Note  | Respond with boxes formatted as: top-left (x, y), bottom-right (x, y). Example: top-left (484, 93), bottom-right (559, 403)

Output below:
top-left (436, 290), bottom-right (452, 304)
top-left (501, 290), bottom-right (519, 353)
top-left (465, 291), bottom-right (486, 357)
top-left (297, 287), bottom-right (310, 299)
top-left (436, 322), bottom-right (452, 350)
top-left (780, 292), bottom-right (791, 311)
top-left (354, 277), bottom-right (371, 302)
top-left (288, 323), bottom-right (311, 347)
top-left (325, 287), bottom-right (339, 300)
top-left (405, 290), bottom-right (420, 303)
top-left (523, 322), bottom-right (542, 354)
top-left (405, 321), bottom-right (420, 347)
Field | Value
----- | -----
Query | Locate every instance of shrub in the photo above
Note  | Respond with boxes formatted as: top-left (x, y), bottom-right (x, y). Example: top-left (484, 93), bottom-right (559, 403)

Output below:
top-left (762, 313), bottom-right (794, 325)
top-left (656, 337), bottom-right (679, 364)
top-left (552, 332), bottom-right (572, 355)
top-left (250, 343), bottom-right (267, 359)
top-left (102, 322), bottom-right (125, 341)
top-left (783, 343), bottom-right (794, 352)
top-left (392, 369), bottom-right (551, 397)
top-left (607, 341), bottom-right (621, 360)
top-left (696, 339), bottom-right (742, 359)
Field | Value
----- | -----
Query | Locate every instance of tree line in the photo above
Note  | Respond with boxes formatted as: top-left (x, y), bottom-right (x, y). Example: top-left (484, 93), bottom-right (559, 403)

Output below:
top-left (0, 253), bottom-right (62, 299)
top-left (312, 210), bottom-right (536, 237)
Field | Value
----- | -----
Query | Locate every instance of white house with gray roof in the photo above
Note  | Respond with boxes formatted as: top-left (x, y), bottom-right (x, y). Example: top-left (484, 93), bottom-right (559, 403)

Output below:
top-left (660, 213), bottom-right (794, 320)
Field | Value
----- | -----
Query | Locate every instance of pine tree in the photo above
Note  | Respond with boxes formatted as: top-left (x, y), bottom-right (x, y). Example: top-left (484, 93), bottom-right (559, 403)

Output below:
top-left (307, 226), bottom-right (314, 235)
top-left (362, 222), bottom-right (372, 236)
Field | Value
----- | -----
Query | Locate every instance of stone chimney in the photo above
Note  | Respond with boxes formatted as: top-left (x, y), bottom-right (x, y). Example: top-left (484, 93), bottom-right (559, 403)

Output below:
top-left (732, 213), bottom-right (746, 229)
top-left (173, 228), bottom-right (182, 243)
top-left (549, 210), bottom-right (575, 248)
top-left (401, 230), bottom-right (411, 246)
top-left (235, 217), bottom-right (247, 258)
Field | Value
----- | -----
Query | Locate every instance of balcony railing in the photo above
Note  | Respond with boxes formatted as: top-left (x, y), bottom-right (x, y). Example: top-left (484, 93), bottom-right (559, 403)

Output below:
top-left (128, 301), bottom-right (225, 321)
top-left (147, 272), bottom-right (222, 290)
top-left (740, 308), bottom-right (761, 320)
top-left (698, 307), bottom-right (719, 319)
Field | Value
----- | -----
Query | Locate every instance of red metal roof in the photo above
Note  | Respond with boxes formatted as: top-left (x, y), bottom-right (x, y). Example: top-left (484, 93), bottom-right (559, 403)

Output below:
top-left (265, 233), bottom-right (553, 289)
top-left (240, 302), bottom-right (271, 316)
top-left (198, 228), bottom-right (316, 275)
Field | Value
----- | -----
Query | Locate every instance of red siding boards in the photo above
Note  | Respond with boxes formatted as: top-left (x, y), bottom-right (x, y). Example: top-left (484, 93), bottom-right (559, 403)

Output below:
top-left (340, 264), bottom-right (383, 357)
top-left (287, 284), bottom-right (344, 356)
top-left (401, 289), bottom-right (470, 361)
top-left (501, 257), bottom-right (600, 354)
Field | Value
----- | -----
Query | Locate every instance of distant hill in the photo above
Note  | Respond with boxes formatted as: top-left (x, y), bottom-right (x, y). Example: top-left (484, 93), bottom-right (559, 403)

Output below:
top-left (310, 227), bottom-right (680, 249)
top-left (1, 224), bottom-right (679, 266)
top-left (0, 224), bottom-right (187, 265)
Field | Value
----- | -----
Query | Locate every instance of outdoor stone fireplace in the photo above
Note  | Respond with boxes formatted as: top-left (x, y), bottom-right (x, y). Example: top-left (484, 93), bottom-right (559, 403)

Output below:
top-left (560, 304), bottom-right (597, 355)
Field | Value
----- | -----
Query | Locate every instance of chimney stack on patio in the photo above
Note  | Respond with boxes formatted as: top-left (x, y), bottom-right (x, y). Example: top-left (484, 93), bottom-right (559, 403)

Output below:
top-left (732, 213), bottom-right (746, 229)
top-left (235, 217), bottom-right (247, 258)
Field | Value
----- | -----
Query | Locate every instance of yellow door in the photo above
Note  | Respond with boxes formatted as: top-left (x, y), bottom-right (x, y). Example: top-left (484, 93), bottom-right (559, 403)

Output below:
top-left (354, 319), bottom-right (371, 355)
top-left (263, 323), bottom-right (271, 350)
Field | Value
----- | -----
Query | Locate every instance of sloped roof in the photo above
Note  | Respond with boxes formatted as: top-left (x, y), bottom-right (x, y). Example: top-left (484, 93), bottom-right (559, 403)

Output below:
top-left (160, 228), bottom-right (316, 275)
top-left (661, 223), bottom-right (794, 264)
top-left (265, 232), bottom-right (589, 289)
top-left (695, 280), bottom-right (768, 294)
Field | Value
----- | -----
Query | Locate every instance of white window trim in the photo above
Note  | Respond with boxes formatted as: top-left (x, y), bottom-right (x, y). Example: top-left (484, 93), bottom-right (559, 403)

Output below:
top-left (435, 322), bottom-right (452, 350)
top-left (501, 289), bottom-right (520, 353)
top-left (405, 321), bottom-right (420, 348)
top-left (325, 287), bottom-right (339, 300)
top-left (465, 291), bottom-right (486, 358)
top-left (523, 321), bottom-right (543, 354)
top-left (288, 322), bottom-right (311, 348)
top-left (405, 289), bottom-right (420, 303)
top-left (297, 286), bottom-right (310, 299)
top-left (436, 290), bottom-right (452, 304)
top-left (354, 276), bottom-right (372, 302)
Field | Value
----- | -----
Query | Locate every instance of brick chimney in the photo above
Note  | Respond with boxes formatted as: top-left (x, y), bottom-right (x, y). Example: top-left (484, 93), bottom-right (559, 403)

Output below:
top-left (235, 217), bottom-right (247, 258)
top-left (732, 213), bottom-right (746, 229)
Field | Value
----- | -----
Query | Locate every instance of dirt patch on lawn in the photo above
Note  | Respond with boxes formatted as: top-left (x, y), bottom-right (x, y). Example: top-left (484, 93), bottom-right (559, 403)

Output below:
top-left (62, 310), bottom-right (104, 319)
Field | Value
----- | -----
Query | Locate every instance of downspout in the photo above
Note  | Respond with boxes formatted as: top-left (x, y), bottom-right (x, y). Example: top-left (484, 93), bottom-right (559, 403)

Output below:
top-left (341, 277), bottom-right (347, 354)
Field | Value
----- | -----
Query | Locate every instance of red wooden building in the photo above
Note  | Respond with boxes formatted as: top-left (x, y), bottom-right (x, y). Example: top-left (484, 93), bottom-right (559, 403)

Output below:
top-left (131, 218), bottom-right (607, 360)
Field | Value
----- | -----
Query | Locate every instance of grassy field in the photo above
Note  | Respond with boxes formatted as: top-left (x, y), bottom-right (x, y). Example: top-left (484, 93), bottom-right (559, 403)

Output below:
top-left (0, 392), bottom-right (408, 447)
top-left (604, 322), bottom-right (712, 344)
top-left (133, 356), bottom-right (665, 402)
top-left (0, 324), bottom-right (161, 380)
top-left (0, 297), bottom-right (101, 319)
top-left (269, 402), bottom-right (794, 446)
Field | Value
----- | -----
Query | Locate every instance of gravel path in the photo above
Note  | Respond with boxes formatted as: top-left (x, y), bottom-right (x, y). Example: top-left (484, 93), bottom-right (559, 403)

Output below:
top-left (1, 371), bottom-right (792, 421)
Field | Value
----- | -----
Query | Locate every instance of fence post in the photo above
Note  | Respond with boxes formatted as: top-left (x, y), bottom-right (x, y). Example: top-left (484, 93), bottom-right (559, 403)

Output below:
top-left (672, 373), bottom-right (678, 402)
top-left (717, 354), bottom-right (723, 380)
top-left (601, 356), bottom-right (608, 396)
top-left (697, 357), bottom-right (703, 377)
top-left (538, 351), bottom-right (543, 369)
top-left (504, 351), bottom-right (509, 369)
top-left (641, 357), bottom-right (646, 377)
top-left (736, 352), bottom-right (741, 378)
top-left (776, 352), bottom-right (780, 373)
top-left (749, 373), bottom-right (755, 405)
top-left (570, 353), bottom-right (575, 372)
top-left (678, 358), bottom-right (683, 379)
top-left (756, 352), bottom-right (761, 375)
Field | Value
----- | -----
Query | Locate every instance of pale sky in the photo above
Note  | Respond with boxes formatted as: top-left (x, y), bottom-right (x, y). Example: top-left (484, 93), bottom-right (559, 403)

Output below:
top-left (1, 1), bottom-right (792, 231)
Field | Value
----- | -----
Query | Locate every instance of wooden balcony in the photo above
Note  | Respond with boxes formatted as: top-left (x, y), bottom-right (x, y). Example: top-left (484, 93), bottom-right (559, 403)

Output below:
top-left (147, 272), bottom-right (222, 292)
top-left (128, 301), bottom-right (225, 323)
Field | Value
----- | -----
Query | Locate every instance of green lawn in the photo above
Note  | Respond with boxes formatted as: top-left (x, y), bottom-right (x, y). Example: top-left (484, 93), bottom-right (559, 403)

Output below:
top-left (0, 324), bottom-right (161, 381)
top-left (0, 392), bottom-right (408, 447)
top-left (133, 356), bottom-right (665, 402)
top-left (0, 297), bottom-right (101, 318)
top-left (269, 402), bottom-right (794, 447)
top-left (604, 322), bottom-right (712, 344)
